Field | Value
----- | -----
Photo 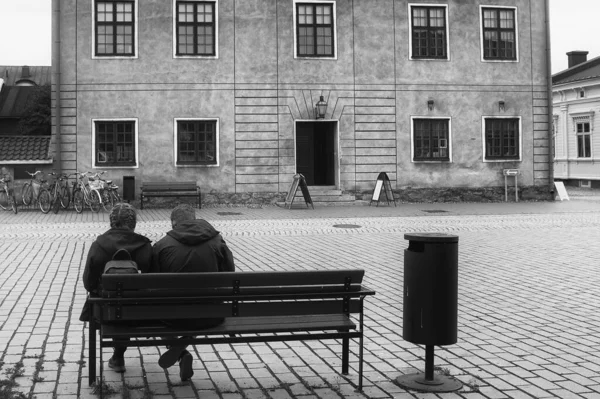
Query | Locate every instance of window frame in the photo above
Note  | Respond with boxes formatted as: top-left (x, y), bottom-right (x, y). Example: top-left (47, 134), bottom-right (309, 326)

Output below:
top-left (479, 5), bottom-right (518, 63)
top-left (173, 118), bottom-right (220, 167)
top-left (91, 118), bottom-right (139, 169)
top-left (481, 116), bottom-right (522, 162)
top-left (408, 3), bottom-right (450, 61)
top-left (293, 0), bottom-right (337, 60)
top-left (410, 116), bottom-right (452, 163)
top-left (92, 0), bottom-right (138, 59)
top-left (575, 121), bottom-right (592, 159)
top-left (172, 0), bottom-right (219, 59)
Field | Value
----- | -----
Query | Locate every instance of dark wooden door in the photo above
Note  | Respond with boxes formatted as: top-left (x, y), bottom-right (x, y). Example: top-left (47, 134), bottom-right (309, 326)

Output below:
top-left (296, 122), bottom-right (335, 186)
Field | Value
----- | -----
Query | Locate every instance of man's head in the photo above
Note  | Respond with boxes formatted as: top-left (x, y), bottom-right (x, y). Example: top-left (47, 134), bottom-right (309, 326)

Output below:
top-left (171, 204), bottom-right (196, 228)
top-left (109, 203), bottom-right (137, 230)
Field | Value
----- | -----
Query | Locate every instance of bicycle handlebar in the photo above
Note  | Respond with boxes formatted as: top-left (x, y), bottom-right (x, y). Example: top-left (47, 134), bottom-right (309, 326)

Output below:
top-left (25, 171), bottom-right (43, 177)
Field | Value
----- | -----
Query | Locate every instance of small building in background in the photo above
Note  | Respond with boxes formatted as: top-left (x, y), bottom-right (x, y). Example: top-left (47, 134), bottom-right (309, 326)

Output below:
top-left (552, 51), bottom-right (600, 188)
top-left (0, 66), bottom-right (53, 181)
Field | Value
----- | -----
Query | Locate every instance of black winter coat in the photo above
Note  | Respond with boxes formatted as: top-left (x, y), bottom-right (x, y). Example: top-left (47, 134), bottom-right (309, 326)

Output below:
top-left (152, 219), bottom-right (235, 273)
top-left (79, 228), bottom-right (152, 321)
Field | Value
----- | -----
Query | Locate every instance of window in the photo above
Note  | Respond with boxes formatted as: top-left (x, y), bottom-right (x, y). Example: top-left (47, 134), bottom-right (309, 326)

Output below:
top-left (576, 121), bottom-right (591, 158)
top-left (94, 120), bottom-right (137, 167)
top-left (175, 1), bottom-right (216, 57)
top-left (484, 118), bottom-right (520, 160)
top-left (412, 118), bottom-right (450, 161)
top-left (175, 119), bottom-right (218, 166)
top-left (295, 2), bottom-right (335, 57)
top-left (410, 5), bottom-right (448, 59)
top-left (481, 7), bottom-right (517, 61)
top-left (94, 1), bottom-right (136, 57)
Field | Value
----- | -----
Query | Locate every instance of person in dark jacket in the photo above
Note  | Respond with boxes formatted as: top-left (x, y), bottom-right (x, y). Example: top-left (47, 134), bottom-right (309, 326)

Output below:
top-left (152, 204), bottom-right (235, 381)
top-left (80, 203), bottom-right (152, 373)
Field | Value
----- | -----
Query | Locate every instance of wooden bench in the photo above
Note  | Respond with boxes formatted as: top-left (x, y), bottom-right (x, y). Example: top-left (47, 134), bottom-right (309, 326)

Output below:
top-left (139, 181), bottom-right (200, 209)
top-left (87, 269), bottom-right (375, 391)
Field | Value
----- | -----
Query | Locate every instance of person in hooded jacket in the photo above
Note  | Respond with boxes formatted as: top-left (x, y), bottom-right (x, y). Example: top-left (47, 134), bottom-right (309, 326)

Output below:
top-left (152, 203), bottom-right (235, 381)
top-left (80, 203), bottom-right (152, 373)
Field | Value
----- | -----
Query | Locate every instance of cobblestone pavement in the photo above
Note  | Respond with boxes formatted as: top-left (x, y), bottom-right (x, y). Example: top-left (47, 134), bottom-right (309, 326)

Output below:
top-left (1, 199), bottom-right (600, 399)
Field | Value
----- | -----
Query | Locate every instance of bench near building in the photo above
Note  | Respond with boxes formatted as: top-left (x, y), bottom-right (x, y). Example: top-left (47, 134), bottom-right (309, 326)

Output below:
top-left (51, 0), bottom-right (553, 205)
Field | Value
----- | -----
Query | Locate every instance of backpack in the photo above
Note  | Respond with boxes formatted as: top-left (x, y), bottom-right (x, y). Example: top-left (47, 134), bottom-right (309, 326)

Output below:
top-left (103, 248), bottom-right (139, 274)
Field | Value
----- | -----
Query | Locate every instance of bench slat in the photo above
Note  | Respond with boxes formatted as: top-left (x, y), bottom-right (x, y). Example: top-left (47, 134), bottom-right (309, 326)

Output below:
top-left (101, 314), bottom-right (356, 338)
top-left (99, 299), bottom-right (364, 321)
top-left (101, 270), bottom-right (366, 291)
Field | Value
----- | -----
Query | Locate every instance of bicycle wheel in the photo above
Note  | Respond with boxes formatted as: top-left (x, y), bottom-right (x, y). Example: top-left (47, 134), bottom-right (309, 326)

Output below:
top-left (60, 185), bottom-right (70, 209)
top-left (9, 190), bottom-right (17, 214)
top-left (52, 190), bottom-right (61, 214)
top-left (111, 189), bottom-right (121, 204)
top-left (22, 183), bottom-right (33, 205)
top-left (38, 188), bottom-right (51, 213)
top-left (73, 189), bottom-right (84, 213)
top-left (0, 189), bottom-right (7, 210)
top-left (89, 189), bottom-right (102, 213)
top-left (100, 189), bottom-right (112, 212)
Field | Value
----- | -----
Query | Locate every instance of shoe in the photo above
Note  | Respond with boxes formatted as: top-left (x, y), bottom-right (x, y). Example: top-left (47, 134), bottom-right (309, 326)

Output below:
top-left (108, 356), bottom-right (126, 373)
top-left (158, 346), bottom-right (186, 369)
top-left (179, 350), bottom-right (194, 381)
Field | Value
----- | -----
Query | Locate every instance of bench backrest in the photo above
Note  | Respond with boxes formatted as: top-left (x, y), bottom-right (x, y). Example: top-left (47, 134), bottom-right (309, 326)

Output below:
top-left (141, 181), bottom-right (197, 192)
top-left (96, 270), bottom-right (372, 322)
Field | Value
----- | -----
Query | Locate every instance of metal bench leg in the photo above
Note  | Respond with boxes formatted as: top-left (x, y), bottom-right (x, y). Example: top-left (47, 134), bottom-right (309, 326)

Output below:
top-left (88, 319), bottom-right (96, 386)
top-left (140, 194), bottom-right (144, 210)
top-left (342, 336), bottom-right (349, 375)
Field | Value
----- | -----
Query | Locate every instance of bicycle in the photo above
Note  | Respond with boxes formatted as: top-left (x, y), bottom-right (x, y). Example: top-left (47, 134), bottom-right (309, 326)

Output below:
top-left (47, 172), bottom-right (71, 214)
top-left (72, 172), bottom-right (102, 213)
top-left (0, 175), bottom-right (18, 214)
top-left (91, 171), bottom-right (121, 211)
top-left (22, 171), bottom-right (52, 213)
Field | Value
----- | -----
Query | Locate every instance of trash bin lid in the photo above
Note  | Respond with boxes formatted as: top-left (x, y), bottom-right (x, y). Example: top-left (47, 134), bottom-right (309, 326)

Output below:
top-left (404, 233), bottom-right (459, 243)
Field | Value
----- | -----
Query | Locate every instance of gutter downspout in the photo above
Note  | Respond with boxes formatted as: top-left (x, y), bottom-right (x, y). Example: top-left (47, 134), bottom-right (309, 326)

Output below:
top-left (545, 0), bottom-right (554, 194)
top-left (52, 0), bottom-right (62, 174)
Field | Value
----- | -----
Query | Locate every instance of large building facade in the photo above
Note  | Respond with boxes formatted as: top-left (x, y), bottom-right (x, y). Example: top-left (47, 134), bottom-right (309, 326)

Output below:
top-left (52, 0), bottom-right (552, 203)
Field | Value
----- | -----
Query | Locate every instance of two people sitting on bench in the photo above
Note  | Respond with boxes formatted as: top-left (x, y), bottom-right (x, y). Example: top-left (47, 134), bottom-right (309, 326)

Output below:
top-left (80, 203), bottom-right (153, 372)
top-left (81, 203), bottom-right (235, 381)
top-left (152, 204), bottom-right (235, 381)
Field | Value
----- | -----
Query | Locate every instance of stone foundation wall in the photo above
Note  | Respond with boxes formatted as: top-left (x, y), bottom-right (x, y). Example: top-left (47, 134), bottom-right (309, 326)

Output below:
top-left (353, 185), bottom-right (553, 203)
top-left (135, 185), bottom-right (553, 209)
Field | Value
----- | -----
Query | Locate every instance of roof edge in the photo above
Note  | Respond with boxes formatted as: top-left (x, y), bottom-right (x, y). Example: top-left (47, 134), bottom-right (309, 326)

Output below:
top-left (552, 55), bottom-right (600, 84)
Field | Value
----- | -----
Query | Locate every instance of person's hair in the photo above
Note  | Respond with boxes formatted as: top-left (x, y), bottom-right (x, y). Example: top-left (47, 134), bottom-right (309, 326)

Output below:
top-left (109, 203), bottom-right (137, 230)
top-left (171, 204), bottom-right (196, 227)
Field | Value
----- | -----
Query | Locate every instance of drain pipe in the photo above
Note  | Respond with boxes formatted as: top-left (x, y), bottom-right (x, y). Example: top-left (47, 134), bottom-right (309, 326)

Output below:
top-left (545, 0), bottom-right (554, 193)
top-left (52, 0), bottom-right (62, 174)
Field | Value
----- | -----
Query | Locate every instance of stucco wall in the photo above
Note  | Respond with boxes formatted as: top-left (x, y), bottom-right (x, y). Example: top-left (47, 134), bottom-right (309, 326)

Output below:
top-left (54, 0), bottom-right (551, 198)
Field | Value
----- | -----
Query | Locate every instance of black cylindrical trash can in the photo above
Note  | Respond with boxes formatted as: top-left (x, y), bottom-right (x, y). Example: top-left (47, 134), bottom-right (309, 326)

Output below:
top-left (122, 176), bottom-right (135, 201)
top-left (403, 233), bottom-right (458, 346)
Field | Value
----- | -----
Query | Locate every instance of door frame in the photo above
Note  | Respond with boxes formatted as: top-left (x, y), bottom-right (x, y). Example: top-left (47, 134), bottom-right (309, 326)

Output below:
top-left (294, 120), bottom-right (340, 189)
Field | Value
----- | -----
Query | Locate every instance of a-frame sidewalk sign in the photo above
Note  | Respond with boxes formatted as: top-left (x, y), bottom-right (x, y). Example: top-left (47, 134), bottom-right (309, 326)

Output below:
top-left (285, 173), bottom-right (314, 209)
top-left (369, 172), bottom-right (396, 207)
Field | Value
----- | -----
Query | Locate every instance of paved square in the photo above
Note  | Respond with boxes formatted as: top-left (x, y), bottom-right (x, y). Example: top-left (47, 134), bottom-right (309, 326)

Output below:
top-left (0, 200), bottom-right (599, 398)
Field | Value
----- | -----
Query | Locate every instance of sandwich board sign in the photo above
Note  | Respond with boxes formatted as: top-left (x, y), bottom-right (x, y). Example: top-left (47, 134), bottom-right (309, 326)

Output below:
top-left (370, 172), bottom-right (396, 207)
top-left (554, 181), bottom-right (569, 201)
top-left (285, 174), bottom-right (314, 209)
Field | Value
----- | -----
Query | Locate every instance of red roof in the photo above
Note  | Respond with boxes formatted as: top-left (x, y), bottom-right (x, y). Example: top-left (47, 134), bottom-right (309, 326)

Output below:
top-left (0, 136), bottom-right (52, 162)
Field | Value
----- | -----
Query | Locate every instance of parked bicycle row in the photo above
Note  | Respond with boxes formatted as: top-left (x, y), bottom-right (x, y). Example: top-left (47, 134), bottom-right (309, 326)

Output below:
top-left (0, 170), bottom-right (121, 214)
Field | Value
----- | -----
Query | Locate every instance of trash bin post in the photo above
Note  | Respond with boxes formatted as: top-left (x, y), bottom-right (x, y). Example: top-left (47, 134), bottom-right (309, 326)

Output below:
top-left (395, 233), bottom-right (463, 392)
top-left (122, 176), bottom-right (135, 203)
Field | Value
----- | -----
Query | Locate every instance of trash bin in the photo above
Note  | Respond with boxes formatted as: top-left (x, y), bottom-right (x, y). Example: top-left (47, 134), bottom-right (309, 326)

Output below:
top-left (396, 232), bottom-right (461, 392)
top-left (122, 176), bottom-right (135, 202)
top-left (403, 232), bottom-right (458, 345)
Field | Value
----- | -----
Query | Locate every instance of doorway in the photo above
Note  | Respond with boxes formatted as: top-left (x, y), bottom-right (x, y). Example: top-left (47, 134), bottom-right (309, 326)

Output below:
top-left (295, 121), bottom-right (337, 186)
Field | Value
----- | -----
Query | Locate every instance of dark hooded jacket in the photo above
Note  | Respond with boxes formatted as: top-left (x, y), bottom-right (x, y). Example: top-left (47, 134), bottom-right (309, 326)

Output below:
top-left (79, 228), bottom-right (152, 321)
top-left (152, 219), bottom-right (235, 273)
